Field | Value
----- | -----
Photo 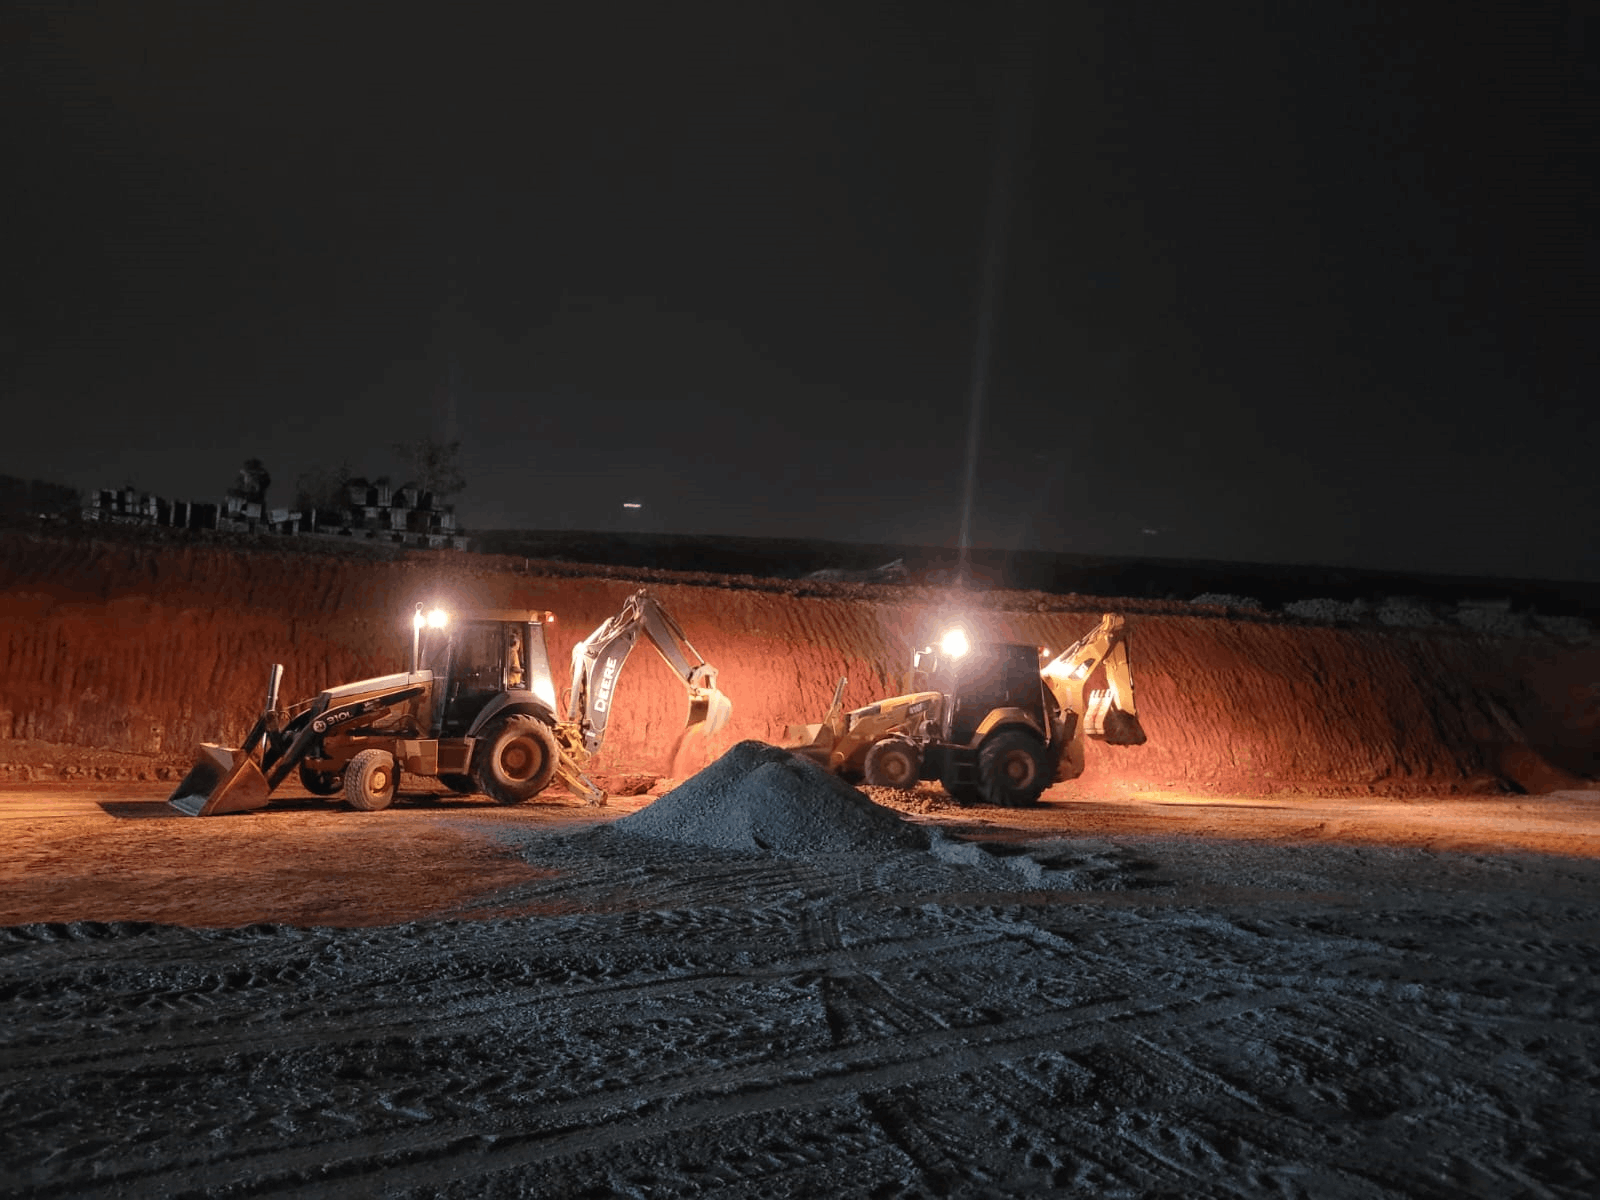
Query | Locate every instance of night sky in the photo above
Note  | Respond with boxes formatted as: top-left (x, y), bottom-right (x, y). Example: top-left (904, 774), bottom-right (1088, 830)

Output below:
top-left (4, 2), bottom-right (1597, 580)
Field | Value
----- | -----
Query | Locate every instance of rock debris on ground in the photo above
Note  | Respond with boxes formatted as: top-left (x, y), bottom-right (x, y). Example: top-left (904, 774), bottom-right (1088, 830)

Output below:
top-left (610, 739), bottom-right (930, 857)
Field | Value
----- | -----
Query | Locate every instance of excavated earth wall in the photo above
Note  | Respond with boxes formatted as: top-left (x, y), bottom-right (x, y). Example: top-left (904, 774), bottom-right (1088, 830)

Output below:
top-left (0, 528), bottom-right (1595, 795)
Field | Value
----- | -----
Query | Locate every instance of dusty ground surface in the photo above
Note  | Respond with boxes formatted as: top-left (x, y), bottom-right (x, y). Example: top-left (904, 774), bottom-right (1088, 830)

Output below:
top-left (4, 778), bottom-right (1599, 927)
top-left (4, 774), bottom-right (1598, 1197)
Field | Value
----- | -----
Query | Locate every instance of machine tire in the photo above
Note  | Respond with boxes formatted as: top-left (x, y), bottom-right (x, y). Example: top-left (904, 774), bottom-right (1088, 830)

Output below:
top-left (344, 749), bottom-right (398, 812)
top-left (978, 730), bottom-right (1049, 807)
top-left (864, 738), bottom-right (921, 789)
top-left (298, 763), bottom-right (343, 796)
top-left (939, 771), bottom-right (981, 805)
top-left (475, 715), bottom-right (560, 804)
top-left (438, 773), bottom-right (478, 795)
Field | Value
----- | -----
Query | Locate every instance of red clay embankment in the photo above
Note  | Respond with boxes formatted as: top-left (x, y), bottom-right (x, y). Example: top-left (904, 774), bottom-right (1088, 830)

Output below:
top-left (0, 528), bottom-right (1594, 795)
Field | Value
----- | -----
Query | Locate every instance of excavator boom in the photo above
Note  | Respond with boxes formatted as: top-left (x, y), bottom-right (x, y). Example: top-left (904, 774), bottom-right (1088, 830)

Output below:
top-left (1040, 613), bottom-right (1146, 745)
top-left (568, 589), bottom-right (732, 755)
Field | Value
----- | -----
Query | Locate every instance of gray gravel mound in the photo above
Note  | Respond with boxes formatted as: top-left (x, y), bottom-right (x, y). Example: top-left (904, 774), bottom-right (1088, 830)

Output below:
top-left (612, 740), bottom-right (931, 857)
top-left (1283, 597), bottom-right (1369, 623)
top-left (1191, 593), bottom-right (1262, 610)
top-left (1454, 602), bottom-right (1528, 637)
top-left (1376, 597), bottom-right (1441, 627)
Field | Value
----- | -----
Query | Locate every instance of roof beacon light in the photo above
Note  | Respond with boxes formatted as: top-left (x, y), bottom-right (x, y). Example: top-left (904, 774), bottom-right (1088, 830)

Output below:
top-left (939, 627), bottom-right (970, 658)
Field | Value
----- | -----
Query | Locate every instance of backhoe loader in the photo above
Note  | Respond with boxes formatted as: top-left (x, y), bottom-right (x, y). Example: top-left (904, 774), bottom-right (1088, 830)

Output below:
top-left (787, 613), bottom-right (1145, 807)
top-left (169, 589), bottom-right (730, 816)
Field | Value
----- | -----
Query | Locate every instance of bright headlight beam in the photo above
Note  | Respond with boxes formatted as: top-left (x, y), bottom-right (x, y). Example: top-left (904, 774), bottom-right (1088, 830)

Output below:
top-left (939, 628), bottom-right (970, 658)
top-left (427, 609), bottom-right (449, 628)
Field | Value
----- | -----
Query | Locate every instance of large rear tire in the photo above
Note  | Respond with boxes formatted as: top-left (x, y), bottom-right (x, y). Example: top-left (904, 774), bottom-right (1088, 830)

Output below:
top-left (475, 715), bottom-right (560, 804)
top-left (345, 749), bottom-right (398, 812)
top-left (939, 770), bottom-right (980, 805)
top-left (978, 730), bottom-right (1049, 807)
top-left (864, 738), bottom-right (921, 789)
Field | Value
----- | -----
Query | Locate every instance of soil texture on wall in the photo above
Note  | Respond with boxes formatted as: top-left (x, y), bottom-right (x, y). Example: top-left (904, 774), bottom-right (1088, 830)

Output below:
top-left (0, 526), bottom-right (1594, 797)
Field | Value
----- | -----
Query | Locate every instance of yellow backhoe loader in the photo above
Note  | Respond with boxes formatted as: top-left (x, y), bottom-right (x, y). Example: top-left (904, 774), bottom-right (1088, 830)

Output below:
top-left (787, 612), bottom-right (1145, 807)
top-left (169, 589), bottom-right (730, 816)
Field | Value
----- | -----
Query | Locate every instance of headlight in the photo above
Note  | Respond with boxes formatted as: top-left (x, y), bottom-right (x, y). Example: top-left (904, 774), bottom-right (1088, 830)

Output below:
top-left (939, 628), bottom-right (970, 658)
top-left (427, 608), bottom-right (449, 628)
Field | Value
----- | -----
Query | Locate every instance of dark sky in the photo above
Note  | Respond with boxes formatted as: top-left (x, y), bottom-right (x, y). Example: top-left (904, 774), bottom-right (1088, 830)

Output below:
top-left (4, 2), bottom-right (1597, 580)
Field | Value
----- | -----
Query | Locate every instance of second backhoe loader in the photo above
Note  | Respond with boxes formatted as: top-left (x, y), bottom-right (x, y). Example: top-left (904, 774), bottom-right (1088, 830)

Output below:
top-left (787, 613), bottom-right (1145, 807)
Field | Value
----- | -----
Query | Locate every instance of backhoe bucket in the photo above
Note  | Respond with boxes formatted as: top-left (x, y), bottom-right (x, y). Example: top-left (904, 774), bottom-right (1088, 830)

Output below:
top-left (686, 686), bottom-right (733, 737)
top-left (1083, 689), bottom-right (1147, 746)
top-left (168, 744), bottom-right (272, 817)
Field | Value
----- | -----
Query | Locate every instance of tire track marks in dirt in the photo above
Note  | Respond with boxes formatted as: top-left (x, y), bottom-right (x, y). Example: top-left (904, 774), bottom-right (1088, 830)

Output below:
top-left (0, 927), bottom-right (1008, 1080)
top-left (7, 837), bottom-right (1599, 1198)
top-left (55, 987), bottom-right (1302, 1200)
top-left (981, 1057), bottom-right (1253, 1198)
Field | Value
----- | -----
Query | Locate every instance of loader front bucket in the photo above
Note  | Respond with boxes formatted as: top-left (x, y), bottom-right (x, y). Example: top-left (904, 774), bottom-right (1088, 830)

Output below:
top-left (784, 722), bottom-right (827, 749)
top-left (781, 676), bottom-right (845, 754)
top-left (168, 744), bottom-right (272, 817)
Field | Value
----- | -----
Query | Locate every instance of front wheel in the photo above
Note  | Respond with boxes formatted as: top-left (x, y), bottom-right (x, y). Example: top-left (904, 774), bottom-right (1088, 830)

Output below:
top-left (864, 738), bottom-right (921, 789)
top-left (299, 762), bottom-right (343, 796)
top-left (978, 730), bottom-right (1049, 807)
top-left (344, 749), bottom-right (398, 812)
top-left (475, 715), bottom-right (560, 804)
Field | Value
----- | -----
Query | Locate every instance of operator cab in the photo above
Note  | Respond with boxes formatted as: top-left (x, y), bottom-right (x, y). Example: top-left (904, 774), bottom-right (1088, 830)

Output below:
top-left (422, 614), bottom-right (558, 737)
top-left (916, 642), bottom-right (1051, 744)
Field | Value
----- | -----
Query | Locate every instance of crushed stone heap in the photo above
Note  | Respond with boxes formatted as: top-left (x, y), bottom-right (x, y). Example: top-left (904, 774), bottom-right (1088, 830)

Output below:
top-left (612, 740), bottom-right (931, 858)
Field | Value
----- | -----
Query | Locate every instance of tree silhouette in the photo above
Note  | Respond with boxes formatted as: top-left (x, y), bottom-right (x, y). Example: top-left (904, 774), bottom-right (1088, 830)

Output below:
top-left (393, 438), bottom-right (467, 502)
top-left (294, 460), bottom-right (355, 512)
top-left (228, 459), bottom-right (271, 506)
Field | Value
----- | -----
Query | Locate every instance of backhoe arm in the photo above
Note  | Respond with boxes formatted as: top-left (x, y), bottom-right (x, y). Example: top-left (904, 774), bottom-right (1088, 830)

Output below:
top-left (1039, 613), bottom-right (1146, 745)
top-left (567, 589), bottom-right (732, 755)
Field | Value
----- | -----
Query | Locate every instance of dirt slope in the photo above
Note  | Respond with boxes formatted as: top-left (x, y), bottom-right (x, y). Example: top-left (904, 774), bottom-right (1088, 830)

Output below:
top-left (0, 528), bottom-right (1594, 795)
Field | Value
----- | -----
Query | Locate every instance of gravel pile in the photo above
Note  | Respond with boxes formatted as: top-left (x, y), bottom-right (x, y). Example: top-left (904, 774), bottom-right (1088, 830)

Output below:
top-left (1532, 613), bottom-right (1594, 641)
top-left (1376, 597), bottom-right (1441, 627)
top-left (612, 740), bottom-right (931, 857)
top-left (1191, 593), bottom-right (1263, 610)
top-left (1454, 603), bottom-right (1530, 637)
top-left (1283, 597), bottom-right (1370, 623)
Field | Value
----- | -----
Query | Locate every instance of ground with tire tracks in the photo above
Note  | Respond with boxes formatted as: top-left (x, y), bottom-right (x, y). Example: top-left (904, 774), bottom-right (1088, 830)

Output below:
top-left (2, 777), bottom-right (1598, 1197)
